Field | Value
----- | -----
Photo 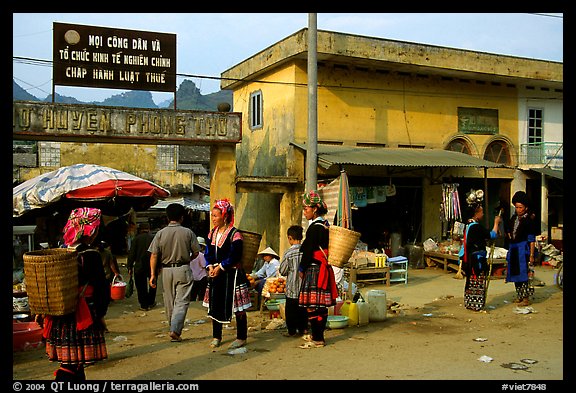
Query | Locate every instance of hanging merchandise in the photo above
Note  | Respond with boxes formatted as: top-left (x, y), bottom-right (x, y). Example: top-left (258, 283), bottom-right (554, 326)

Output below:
top-left (366, 186), bottom-right (377, 204)
top-left (440, 183), bottom-right (462, 222)
top-left (352, 187), bottom-right (368, 208)
top-left (376, 186), bottom-right (387, 203)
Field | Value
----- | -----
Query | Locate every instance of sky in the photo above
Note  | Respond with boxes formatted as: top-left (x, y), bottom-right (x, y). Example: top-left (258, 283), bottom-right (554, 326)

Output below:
top-left (13, 13), bottom-right (563, 105)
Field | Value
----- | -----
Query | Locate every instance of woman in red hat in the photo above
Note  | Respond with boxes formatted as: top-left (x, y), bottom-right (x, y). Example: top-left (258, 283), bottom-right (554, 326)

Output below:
top-left (42, 207), bottom-right (110, 380)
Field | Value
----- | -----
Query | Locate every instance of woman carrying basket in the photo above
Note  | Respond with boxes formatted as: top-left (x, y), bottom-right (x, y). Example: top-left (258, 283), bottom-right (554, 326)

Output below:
top-left (298, 190), bottom-right (338, 349)
top-left (42, 207), bottom-right (110, 380)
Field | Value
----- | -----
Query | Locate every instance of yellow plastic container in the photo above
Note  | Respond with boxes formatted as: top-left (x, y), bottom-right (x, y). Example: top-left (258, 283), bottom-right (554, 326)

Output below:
top-left (340, 300), bottom-right (359, 326)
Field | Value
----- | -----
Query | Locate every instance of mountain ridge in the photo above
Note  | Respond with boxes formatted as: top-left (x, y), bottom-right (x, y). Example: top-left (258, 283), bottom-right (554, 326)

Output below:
top-left (13, 79), bottom-right (232, 111)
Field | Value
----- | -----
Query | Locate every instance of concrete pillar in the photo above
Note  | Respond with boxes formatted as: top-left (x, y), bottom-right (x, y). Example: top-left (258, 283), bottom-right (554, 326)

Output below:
top-left (209, 144), bottom-right (237, 210)
top-left (279, 191), bottom-right (303, 256)
top-left (541, 173), bottom-right (548, 236)
top-left (510, 169), bottom-right (527, 207)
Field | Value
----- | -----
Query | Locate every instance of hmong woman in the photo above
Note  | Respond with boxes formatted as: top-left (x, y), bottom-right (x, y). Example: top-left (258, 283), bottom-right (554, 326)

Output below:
top-left (506, 191), bottom-right (539, 306)
top-left (461, 191), bottom-right (501, 311)
top-left (298, 190), bottom-right (338, 348)
top-left (203, 199), bottom-right (251, 350)
top-left (43, 207), bottom-right (110, 380)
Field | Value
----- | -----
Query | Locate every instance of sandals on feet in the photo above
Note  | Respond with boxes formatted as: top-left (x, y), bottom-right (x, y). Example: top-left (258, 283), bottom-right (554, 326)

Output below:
top-left (228, 339), bottom-right (246, 349)
top-left (209, 338), bottom-right (221, 348)
top-left (301, 334), bottom-right (312, 342)
top-left (518, 298), bottom-right (531, 306)
top-left (299, 341), bottom-right (325, 349)
top-left (169, 332), bottom-right (182, 342)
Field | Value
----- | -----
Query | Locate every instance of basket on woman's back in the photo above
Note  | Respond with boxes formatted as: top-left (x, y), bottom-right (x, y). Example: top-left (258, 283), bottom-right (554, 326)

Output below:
top-left (23, 248), bottom-right (79, 316)
top-left (327, 225), bottom-right (361, 268)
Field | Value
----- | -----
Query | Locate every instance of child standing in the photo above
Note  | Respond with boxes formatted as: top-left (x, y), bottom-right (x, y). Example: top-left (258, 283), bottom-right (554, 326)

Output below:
top-left (279, 225), bottom-right (308, 337)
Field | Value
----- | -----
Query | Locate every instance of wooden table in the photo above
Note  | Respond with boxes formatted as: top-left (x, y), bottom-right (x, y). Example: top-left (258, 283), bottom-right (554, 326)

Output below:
top-left (424, 251), bottom-right (507, 274)
top-left (347, 266), bottom-right (391, 286)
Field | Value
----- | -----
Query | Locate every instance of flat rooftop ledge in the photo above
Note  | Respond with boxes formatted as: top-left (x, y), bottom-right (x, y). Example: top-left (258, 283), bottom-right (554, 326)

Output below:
top-left (235, 176), bottom-right (301, 193)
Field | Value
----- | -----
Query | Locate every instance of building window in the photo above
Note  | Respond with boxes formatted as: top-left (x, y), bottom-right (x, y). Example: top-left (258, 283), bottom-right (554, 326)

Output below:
top-left (527, 108), bottom-right (544, 144)
top-left (483, 140), bottom-right (511, 165)
top-left (157, 145), bottom-right (178, 170)
top-left (446, 138), bottom-right (472, 155)
top-left (250, 90), bottom-right (263, 130)
top-left (38, 142), bottom-right (60, 167)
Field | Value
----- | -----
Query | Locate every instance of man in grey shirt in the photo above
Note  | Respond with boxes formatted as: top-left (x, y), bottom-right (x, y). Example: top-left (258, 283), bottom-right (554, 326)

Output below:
top-left (149, 203), bottom-right (201, 342)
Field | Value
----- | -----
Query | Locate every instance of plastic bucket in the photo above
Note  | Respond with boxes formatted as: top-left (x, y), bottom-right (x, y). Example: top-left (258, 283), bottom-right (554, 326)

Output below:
top-left (111, 276), bottom-right (126, 300)
top-left (366, 289), bottom-right (387, 321)
top-left (13, 321), bottom-right (44, 351)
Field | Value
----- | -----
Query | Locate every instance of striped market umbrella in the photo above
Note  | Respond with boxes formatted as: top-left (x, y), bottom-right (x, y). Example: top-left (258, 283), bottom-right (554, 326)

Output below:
top-left (336, 170), bottom-right (352, 229)
top-left (13, 163), bottom-right (170, 217)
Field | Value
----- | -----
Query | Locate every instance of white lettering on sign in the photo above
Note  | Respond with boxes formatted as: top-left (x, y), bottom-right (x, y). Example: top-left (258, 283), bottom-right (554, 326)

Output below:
top-left (88, 35), bottom-right (104, 48)
top-left (92, 52), bottom-right (109, 63)
top-left (119, 71), bottom-right (140, 83)
top-left (107, 36), bottom-right (129, 49)
top-left (123, 54), bottom-right (149, 66)
top-left (70, 49), bottom-right (90, 61)
top-left (132, 38), bottom-right (148, 50)
top-left (151, 56), bottom-right (170, 67)
top-left (66, 67), bottom-right (87, 78)
top-left (145, 72), bottom-right (166, 83)
top-left (151, 39), bottom-right (161, 51)
top-left (93, 69), bottom-right (114, 80)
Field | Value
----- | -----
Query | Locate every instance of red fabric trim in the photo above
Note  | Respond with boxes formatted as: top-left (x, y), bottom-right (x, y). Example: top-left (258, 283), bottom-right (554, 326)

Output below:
top-left (76, 285), bottom-right (94, 331)
top-left (313, 249), bottom-right (338, 302)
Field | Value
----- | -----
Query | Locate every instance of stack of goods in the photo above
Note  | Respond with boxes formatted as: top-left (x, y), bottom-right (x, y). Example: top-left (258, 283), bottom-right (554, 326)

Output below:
top-left (262, 276), bottom-right (286, 298)
top-left (245, 273), bottom-right (256, 288)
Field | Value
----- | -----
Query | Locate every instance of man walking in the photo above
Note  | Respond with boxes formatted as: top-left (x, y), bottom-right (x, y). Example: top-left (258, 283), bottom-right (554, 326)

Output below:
top-left (127, 223), bottom-right (156, 311)
top-left (149, 204), bottom-right (201, 342)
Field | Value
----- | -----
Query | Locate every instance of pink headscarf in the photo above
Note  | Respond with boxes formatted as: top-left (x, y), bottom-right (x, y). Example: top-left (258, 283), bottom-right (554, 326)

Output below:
top-left (62, 207), bottom-right (102, 246)
top-left (213, 199), bottom-right (234, 227)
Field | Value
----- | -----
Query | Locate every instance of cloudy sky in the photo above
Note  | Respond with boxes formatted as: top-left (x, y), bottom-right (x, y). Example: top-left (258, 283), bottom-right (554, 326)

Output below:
top-left (13, 13), bottom-right (563, 104)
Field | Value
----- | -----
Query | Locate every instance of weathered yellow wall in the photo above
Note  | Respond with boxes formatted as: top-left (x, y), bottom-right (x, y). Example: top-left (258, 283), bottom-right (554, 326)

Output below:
top-left (233, 64), bottom-right (302, 256)
top-left (292, 60), bottom-right (519, 154)
top-left (19, 143), bottom-right (191, 189)
top-left (236, 58), bottom-right (522, 249)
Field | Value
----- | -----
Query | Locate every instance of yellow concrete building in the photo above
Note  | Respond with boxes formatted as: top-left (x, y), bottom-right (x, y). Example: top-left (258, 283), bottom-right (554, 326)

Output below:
top-left (221, 29), bottom-right (563, 256)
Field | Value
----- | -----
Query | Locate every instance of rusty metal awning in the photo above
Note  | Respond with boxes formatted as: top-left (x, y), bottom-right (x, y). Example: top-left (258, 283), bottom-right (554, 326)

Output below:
top-left (292, 143), bottom-right (506, 170)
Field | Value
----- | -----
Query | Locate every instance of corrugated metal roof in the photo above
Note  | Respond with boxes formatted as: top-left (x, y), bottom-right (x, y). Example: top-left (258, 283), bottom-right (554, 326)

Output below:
top-left (151, 196), bottom-right (210, 211)
top-left (292, 143), bottom-right (506, 169)
top-left (529, 167), bottom-right (563, 180)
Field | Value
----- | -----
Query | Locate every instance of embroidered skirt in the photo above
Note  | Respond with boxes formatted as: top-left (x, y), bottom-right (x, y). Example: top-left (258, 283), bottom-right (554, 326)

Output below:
top-left (44, 313), bottom-right (108, 365)
top-left (298, 264), bottom-right (335, 308)
top-left (203, 267), bottom-right (252, 323)
top-left (464, 274), bottom-right (487, 311)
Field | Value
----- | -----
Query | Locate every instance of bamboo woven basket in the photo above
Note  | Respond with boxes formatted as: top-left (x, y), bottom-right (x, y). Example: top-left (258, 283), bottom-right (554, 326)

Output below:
top-left (328, 225), bottom-right (362, 268)
top-left (238, 229), bottom-right (262, 273)
top-left (23, 249), bottom-right (79, 316)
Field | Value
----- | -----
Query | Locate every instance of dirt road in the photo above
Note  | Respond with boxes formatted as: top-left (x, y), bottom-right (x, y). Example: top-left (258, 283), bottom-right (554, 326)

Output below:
top-left (12, 264), bottom-right (564, 385)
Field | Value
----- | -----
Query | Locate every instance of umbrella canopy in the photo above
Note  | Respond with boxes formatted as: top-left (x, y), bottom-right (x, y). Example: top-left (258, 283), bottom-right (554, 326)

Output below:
top-left (13, 163), bottom-right (170, 217)
top-left (336, 170), bottom-right (353, 229)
